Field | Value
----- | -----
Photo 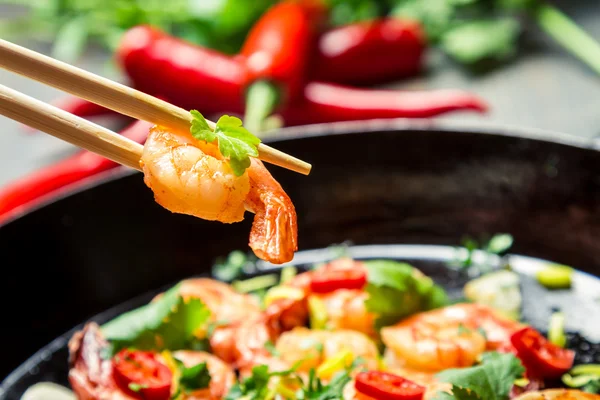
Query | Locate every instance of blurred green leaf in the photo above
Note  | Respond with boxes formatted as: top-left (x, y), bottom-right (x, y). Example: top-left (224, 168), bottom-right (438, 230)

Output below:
top-left (440, 17), bottom-right (520, 64)
top-left (52, 16), bottom-right (89, 62)
top-left (392, 0), bottom-right (456, 41)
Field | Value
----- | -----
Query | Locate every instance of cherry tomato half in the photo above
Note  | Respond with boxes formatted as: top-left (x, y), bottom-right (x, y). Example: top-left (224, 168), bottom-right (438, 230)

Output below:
top-left (510, 327), bottom-right (575, 379)
top-left (112, 349), bottom-right (172, 400)
top-left (309, 258), bottom-right (367, 293)
top-left (355, 371), bottom-right (425, 400)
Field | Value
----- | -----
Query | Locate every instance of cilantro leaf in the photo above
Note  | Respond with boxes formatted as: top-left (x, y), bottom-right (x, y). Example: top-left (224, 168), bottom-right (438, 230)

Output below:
top-left (178, 361), bottom-right (211, 392)
top-left (298, 369), bottom-right (351, 400)
top-left (190, 111), bottom-right (261, 177)
top-left (434, 352), bottom-right (525, 400)
top-left (363, 260), bottom-right (448, 328)
top-left (102, 284), bottom-right (210, 354)
top-left (440, 18), bottom-right (521, 64)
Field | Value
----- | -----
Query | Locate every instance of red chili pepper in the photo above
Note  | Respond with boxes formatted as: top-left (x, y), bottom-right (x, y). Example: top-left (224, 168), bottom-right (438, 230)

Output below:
top-left (355, 371), bottom-right (425, 400)
top-left (282, 81), bottom-right (488, 125)
top-left (310, 258), bottom-right (367, 293)
top-left (312, 19), bottom-right (425, 85)
top-left (112, 349), bottom-right (172, 400)
top-left (240, 0), bottom-right (325, 131)
top-left (510, 327), bottom-right (575, 379)
top-left (0, 121), bottom-right (151, 223)
top-left (117, 27), bottom-right (487, 125)
top-left (117, 25), bottom-right (245, 114)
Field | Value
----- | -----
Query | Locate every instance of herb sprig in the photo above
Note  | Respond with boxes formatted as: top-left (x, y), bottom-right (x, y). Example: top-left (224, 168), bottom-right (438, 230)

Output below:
top-left (433, 351), bottom-right (525, 400)
top-left (190, 111), bottom-right (261, 176)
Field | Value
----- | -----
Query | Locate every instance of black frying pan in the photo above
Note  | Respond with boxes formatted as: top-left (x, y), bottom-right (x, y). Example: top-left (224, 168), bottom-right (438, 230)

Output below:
top-left (2, 121), bottom-right (600, 398)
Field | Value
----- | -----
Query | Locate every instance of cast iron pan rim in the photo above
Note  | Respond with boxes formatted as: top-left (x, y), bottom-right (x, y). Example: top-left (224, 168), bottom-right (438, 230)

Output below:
top-left (2, 118), bottom-right (598, 229)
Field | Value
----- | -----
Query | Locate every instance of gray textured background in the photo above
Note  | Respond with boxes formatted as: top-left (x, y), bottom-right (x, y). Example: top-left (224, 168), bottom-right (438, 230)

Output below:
top-left (1, 0), bottom-right (600, 188)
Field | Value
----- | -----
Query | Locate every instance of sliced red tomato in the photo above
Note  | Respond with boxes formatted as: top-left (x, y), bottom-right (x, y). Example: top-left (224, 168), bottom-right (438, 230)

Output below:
top-left (510, 327), bottom-right (575, 379)
top-left (112, 349), bottom-right (172, 400)
top-left (309, 259), bottom-right (367, 293)
top-left (355, 371), bottom-right (425, 400)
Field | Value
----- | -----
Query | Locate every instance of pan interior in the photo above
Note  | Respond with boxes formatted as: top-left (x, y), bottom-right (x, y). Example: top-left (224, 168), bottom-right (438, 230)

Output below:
top-left (2, 244), bottom-right (599, 400)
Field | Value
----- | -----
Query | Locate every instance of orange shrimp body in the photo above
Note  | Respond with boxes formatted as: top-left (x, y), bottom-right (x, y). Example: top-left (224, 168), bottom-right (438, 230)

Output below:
top-left (141, 127), bottom-right (298, 264)
top-left (381, 303), bottom-right (523, 372)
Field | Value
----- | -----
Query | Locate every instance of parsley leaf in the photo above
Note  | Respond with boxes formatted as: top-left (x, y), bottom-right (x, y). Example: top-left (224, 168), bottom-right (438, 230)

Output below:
top-left (190, 111), bottom-right (261, 177)
top-left (264, 340), bottom-right (281, 357)
top-left (434, 352), bottom-right (525, 400)
top-left (102, 284), bottom-right (210, 354)
top-left (440, 18), bottom-right (521, 64)
top-left (363, 260), bottom-right (448, 328)
top-left (178, 361), bottom-right (211, 392)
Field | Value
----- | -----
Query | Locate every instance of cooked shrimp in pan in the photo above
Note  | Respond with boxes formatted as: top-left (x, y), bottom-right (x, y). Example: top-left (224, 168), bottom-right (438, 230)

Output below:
top-left (381, 303), bottom-right (523, 372)
top-left (275, 327), bottom-right (379, 373)
top-left (140, 126), bottom-right (298, 264)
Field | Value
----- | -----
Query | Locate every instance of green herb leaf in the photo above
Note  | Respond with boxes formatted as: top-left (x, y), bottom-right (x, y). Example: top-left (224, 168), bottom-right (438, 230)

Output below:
top-left (363, 260), bottom-right (448, 329)
top-left (177, 361), bottom-right (211, 392)
top-left (190, 111), bottom-right (261, 176)
top-left (52, 16), bottom-right (89, 62)
top-left (392, 0), bottom-right (456, 41)
top-left (434, 352), bottom-right (525, 400)
top-left (212, 250), bottom-right (248, 281)
top-left (440, 18), bottom-right (521, 64)
top-left (102, 284), bottom-right (210, 354)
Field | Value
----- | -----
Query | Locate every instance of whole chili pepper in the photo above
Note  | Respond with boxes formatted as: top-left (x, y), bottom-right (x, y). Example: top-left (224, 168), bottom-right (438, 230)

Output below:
top-left (117, 25), bottom-right (245, 114)
top-left (312, 18), bottom-right (425, 85)
top-left (240, 0), bottom-right (326, 132)
top-left (0, 120), bottom-right (151, 223)
top-left (281, 81), bottom-right (488, 125)
top-left (117, 26), bottom-right (486, 126)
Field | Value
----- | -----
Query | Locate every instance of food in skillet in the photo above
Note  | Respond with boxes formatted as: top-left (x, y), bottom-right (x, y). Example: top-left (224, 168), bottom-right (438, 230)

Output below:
top-left (139, 112), bottom-right (297, 265)
top-left (66, 255), bottom-right (600, 400)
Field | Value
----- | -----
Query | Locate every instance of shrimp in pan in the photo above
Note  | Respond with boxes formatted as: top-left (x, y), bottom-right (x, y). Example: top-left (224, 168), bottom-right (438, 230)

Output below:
top-left (381, 303), bottom-right (523, 372)
top-left (140, 126), bottom-right (297, 264)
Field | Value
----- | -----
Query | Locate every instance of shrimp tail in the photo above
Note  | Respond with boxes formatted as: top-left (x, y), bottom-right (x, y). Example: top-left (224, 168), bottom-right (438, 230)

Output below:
top-left (247, 159), bottom-right (298, 264)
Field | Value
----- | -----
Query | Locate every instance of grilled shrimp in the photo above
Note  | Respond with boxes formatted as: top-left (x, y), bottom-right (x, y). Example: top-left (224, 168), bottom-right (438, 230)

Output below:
top-left (170, 351), bottom-right (235, 399)
top-left (178, 278), bottom-right (261, 324)
top-left (275, 327), bottom-right (379, 373)
top-left (141, 126), bottom-right (249, 223)
top-left (140, 126), bottom-right (298, 264)
top-left (218, 296), bottom-right (308, 373)
top-left (285, 258), bottom-right (376, 337)
top-left (514, 390), bottom-right (600, 400)
top-left (68, 324), bottom-right (235, 400)
top-left (381, 303), bottom-right (523, 372)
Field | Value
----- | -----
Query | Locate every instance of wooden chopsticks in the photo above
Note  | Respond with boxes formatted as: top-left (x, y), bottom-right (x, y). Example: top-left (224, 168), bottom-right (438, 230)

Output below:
top-left (0, 39), bottom-right (312, 176)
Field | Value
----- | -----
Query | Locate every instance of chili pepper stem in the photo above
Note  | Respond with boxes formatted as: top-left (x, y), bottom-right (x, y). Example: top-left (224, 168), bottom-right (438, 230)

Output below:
top-left (244, 80), bottom-right (280, 134)
top-left (533, 3), bottom-right (600, 75)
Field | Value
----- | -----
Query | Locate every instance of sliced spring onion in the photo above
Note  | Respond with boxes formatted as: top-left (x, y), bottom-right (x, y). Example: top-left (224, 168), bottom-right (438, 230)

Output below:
top-left (233, 274), bottom-right (278, 294)
top-left (562, 373), bottom-right (599, 387)
top-left (548, 311), bottom-right (567, 348)
top-left (264, 286), bottom-right (304, 307)
top-left (536, 264), bottom-right (573, 289)
top-left (316, 349), bottom-right (354, 380)
top-left (571, 364), bottom-right (600, 376)
top-left (308, 295), bottom-right (328, 330)
top-left (280, 266), bottom-right (297, 284)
